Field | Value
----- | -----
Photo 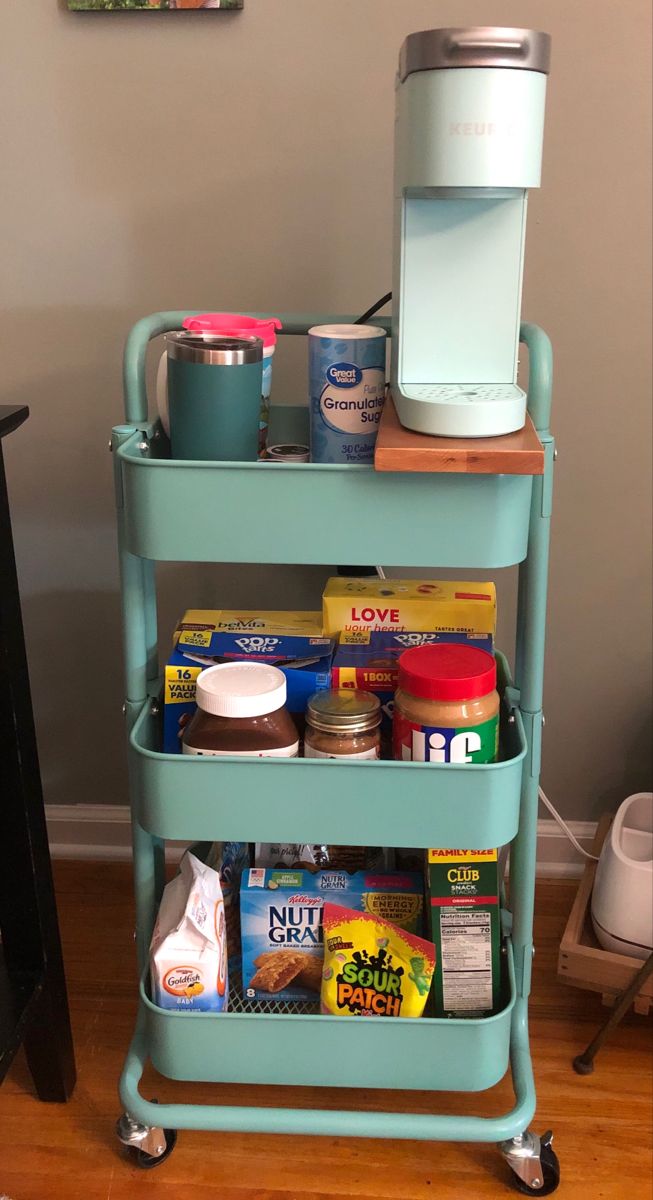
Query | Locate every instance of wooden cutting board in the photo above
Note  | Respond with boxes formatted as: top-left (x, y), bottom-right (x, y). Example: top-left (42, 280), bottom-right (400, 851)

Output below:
top-left (374, 392), bottom-right (545, 475)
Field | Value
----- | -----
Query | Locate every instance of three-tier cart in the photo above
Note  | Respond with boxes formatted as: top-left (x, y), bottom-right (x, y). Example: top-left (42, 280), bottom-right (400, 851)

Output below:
top-left (112, 312), bottom-right (559, 1194)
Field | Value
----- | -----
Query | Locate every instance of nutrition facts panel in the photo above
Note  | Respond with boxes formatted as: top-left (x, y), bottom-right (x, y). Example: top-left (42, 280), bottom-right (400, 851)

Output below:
top-left (440, 910), bottom-right (493, 1011)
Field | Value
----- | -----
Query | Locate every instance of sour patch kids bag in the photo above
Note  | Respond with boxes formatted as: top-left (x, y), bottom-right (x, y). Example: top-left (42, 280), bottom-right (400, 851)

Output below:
top-left (320, 903), bottom-right (435, 1018)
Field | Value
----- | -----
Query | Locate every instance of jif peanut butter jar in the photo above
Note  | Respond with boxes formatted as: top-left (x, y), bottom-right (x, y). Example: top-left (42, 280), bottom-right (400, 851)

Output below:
top-left (393, 644), bottom-right (499, 764)
top-left (182, 662), bottom-right (299, 758)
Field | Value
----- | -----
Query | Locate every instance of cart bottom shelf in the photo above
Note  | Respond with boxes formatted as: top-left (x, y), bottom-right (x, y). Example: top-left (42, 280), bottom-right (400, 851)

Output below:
top-left (140, 942), bottom-right (515, 1094)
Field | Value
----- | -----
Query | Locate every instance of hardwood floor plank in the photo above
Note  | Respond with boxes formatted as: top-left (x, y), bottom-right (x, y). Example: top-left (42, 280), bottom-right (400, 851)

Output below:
top-left (0, 866), bottom-right (650, 1199)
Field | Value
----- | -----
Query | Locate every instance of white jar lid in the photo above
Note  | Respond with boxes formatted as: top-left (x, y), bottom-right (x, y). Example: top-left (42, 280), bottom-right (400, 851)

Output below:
top-left (196, 662), bottom-right (287, 718)
top-left (308, 324), bottom-right (386, 339)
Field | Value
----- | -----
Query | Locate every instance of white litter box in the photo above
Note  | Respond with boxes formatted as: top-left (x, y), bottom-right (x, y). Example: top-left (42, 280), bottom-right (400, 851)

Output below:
top-left (591, 792), bottom-right (653, 960)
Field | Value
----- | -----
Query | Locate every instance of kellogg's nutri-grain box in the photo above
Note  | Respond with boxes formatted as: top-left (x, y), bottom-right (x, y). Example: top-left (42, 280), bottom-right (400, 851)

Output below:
top-left (240, 868), bottom-right (424, 1004)
top-left (323, 577), bottom-right (497, 637)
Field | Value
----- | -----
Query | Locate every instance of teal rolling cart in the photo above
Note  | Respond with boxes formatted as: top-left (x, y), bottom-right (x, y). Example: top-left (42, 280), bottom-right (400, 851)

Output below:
top-left (113, 313), bottom-right (559, 1194)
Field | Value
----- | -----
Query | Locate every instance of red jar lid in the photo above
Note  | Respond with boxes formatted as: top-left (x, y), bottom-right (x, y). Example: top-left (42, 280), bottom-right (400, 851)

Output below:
top-left (397, 644), bottom-right (497, 702)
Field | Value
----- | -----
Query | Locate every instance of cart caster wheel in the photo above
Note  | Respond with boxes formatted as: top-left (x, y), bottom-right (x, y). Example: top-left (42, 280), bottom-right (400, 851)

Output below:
top-left (132, 1127), bottom-right (177, 1170)
top-left (500, 1130), bottom-right (560, 1195)
top-left (510, 1143), bottom-right (559, 1196)
top-left (116, 1103), bottom-right (177, 1169)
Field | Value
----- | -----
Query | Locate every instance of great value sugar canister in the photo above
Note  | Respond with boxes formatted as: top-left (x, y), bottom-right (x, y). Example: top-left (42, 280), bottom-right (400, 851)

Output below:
top-left (308, 324), bottom-right (386, 463)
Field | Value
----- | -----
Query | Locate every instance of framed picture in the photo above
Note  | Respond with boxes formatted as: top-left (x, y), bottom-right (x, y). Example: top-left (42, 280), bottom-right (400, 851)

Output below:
top-left (68, 2), bottom-right (243, 10)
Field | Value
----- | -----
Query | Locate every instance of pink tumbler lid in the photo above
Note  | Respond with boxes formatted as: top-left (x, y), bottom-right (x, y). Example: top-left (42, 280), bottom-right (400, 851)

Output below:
top-left (183, 313), bottom-right (282, 349)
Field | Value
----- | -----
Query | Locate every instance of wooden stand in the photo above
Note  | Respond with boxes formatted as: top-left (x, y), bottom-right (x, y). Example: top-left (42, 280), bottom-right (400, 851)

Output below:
top-left (558, 815), bottom-right (653, 1016)
top-left (374, 393), bottom-right (545, 475)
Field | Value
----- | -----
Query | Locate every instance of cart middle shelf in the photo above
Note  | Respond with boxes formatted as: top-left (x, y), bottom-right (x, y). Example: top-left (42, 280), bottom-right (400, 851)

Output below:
top-left (130, 654), bottom-right (525, 848)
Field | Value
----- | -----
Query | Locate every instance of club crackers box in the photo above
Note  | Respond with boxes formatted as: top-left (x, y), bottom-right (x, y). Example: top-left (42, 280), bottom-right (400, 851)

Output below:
top-left (427, 849), bottom-right (501, 1018)
top-left (322, 578), bottom-right (496, 637)
top-left (240, 868), bottom-right (424, 1004)
top-left (163, 610), bottom-right (333, 752)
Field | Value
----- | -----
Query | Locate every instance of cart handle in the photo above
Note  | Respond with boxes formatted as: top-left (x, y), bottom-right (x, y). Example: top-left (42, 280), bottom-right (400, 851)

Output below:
top-left (520, 323), bottom-right (553, 435)
top-left (123, 312), bottom-right (390, 426)
top-left (123, 312), bottom-right (551, 433)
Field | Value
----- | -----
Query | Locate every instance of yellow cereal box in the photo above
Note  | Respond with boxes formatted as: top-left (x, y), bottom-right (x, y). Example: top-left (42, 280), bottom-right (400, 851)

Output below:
top-left (322, 578), bottom-right (496, 636)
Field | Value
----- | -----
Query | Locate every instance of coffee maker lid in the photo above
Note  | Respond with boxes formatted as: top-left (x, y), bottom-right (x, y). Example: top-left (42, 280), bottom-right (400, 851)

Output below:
top-left (399, 27), bottom-right (551, 82)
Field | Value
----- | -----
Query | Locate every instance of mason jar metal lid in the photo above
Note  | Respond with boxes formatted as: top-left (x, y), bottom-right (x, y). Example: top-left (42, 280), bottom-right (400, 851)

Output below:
top-left (399, 27), bottom-right (551, 82)
top-left (165, 331), bottom-right (263, 365)
top-left (306, 689), bottom-right (381, 734)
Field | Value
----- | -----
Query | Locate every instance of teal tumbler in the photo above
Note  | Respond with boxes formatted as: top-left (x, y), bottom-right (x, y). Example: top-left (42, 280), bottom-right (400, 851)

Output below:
top-left (166, 332), bottom-right (264, 462)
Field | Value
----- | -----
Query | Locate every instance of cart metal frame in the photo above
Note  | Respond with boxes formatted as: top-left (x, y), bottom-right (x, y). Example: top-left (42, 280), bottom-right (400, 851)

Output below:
top-left (112, 313), bottom-right (555, 1190)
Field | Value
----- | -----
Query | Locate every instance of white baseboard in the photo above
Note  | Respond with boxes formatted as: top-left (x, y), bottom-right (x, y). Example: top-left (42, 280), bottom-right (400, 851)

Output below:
top-left (45, 804), bottom-right (187, 864)
top-left (45, 804), bottom-right (597, 878)
top-left (534, 817), bottom-right (597, 877)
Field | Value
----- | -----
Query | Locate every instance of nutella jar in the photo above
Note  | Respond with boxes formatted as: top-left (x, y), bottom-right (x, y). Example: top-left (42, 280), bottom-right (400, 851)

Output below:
top-left (182, 662), bottom-right (299, 758)
top-left (304, 689), bottom-right (381, 760)
top-left (393, 644), bottom-right (499, 765)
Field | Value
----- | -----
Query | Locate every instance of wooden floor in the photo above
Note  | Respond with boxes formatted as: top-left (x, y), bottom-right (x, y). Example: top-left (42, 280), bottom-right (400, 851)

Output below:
top-left (0, 866), bottom-right (651, 1200)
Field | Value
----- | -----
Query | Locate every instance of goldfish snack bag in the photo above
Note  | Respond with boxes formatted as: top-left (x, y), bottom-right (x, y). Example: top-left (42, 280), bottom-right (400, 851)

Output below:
top-left (150, 851), bottom-right (228, 1012)
top-left (320, 903), bottom-right (435, 1018)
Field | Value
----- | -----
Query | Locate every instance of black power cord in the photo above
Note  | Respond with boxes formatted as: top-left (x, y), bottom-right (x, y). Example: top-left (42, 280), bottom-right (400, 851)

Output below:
top-left (338, 291), bottom-right (392, 576)
top-left (355, 291), bottom-right (392, 325)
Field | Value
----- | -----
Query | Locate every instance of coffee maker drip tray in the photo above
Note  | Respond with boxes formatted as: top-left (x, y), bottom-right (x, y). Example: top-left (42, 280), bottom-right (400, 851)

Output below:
top-left (402, 383), bottom-right (525, 403)
top-left (396, 383), bottom-right (527, 439)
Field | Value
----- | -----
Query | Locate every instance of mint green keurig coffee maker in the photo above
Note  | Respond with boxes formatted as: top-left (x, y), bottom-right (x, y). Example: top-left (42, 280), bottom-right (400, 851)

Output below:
top-left (166, 331), bottom-right (263, 461)
top-left (391, 27), bottom-right (551, 438)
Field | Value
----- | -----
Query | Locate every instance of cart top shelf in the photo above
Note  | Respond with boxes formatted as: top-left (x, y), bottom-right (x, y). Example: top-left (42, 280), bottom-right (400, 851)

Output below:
top-left (375, 395), bottom-right (544, 475)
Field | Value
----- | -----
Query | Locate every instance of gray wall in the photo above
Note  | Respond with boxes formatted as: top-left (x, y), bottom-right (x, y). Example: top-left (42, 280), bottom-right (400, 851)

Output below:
top-left (2, 0), bottom-right (651, 820)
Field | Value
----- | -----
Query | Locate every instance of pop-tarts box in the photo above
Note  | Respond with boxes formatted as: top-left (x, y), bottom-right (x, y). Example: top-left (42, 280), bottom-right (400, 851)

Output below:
top-left (330, 632), bottom-right (492, 746)
top-left (163, 610), bottom-right (334, 753)
top-left (240, 868), bottom-right (424, 1003)
top-left (332, 630), bottom-right (494, 692)
top-left (175, 609), bottom-right (332, 659)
